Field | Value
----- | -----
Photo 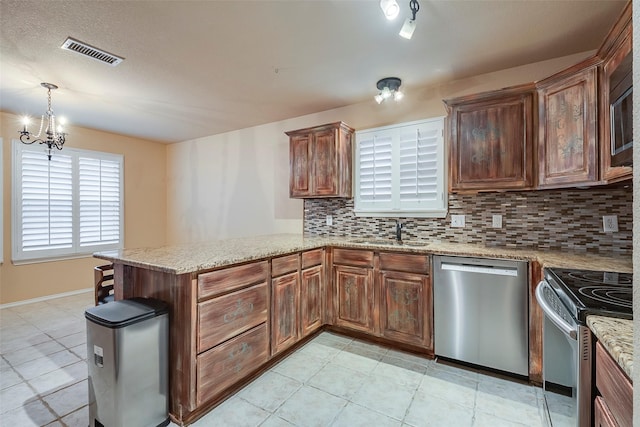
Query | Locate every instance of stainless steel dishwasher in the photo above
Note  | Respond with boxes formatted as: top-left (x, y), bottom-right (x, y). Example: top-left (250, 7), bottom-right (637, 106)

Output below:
top-left (433, 255), bottom-right (529, 376)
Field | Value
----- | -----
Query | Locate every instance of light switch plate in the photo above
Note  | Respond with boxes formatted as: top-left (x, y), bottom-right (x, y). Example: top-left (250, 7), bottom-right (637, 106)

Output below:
top-left (326, 215), bottom-right (333, 226)
top-left (602, 215), bottom-right (618, 232)
top-left (451, 214), bottom-right (465, 228)
top-left (492, 214), bottom-right (503, 229)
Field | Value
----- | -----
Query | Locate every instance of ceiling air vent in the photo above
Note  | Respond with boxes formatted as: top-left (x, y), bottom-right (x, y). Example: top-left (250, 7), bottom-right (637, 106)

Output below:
top-left (60, 37), bottom-right (124, 67)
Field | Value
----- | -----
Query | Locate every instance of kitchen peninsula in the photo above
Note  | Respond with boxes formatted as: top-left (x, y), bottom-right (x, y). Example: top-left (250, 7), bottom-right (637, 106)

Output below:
top-left (95, 234), bottom-right (632, 425)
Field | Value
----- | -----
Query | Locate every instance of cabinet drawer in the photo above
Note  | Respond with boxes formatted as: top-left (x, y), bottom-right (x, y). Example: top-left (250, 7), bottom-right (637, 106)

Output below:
top-left (272, 254), bottom-right (299, 277)
top-left (596, 341), bottom-right (632, 427)
top-left (594, 396), bottom-right (618, 427)
top-left (198, 261), bottom-right (268, 300)
top-left (379, 252), bottom-right (430, 274)
top-left (196, 323), bottom-right (269, 406)
top-left (197, 282), bottom-right (268, 353)
top-left (302, 249), bottom-right (323, 269)
top-left (333, 248), bottom-right (374, 267)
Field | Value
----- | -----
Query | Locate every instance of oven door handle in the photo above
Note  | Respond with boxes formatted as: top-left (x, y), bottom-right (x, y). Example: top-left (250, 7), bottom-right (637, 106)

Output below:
top-left (535, 281), bottom-right (577, 340)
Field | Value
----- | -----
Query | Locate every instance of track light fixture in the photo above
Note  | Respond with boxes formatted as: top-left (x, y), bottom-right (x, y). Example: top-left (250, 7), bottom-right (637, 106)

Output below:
top-left (380, 0), bottom-right (400, 20)
top-left (399, 0), bottom-right (420, 39)
top-left (374, 77), bottom-right (404, 104)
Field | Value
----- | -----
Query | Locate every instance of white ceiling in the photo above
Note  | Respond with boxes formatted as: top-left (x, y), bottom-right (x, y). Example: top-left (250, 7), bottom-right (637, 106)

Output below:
top-left (0, 0), bottom-right (627, 143)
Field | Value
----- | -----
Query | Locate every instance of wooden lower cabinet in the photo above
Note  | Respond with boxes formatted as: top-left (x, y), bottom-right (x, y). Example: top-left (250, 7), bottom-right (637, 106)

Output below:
top-left (196, 323), bottom-right (269, 406)
top-left (379, 270), bottom-right (432, 349)
top-left (271, 272), bottom-right (300, 355)
top-left (301, 264), bottom-right (323, 336)
top-left (595, 341), bottom-right (632, 427)
top-left (334, 265), bottom-right (375, 333)
top-left (197, 282), bottom-right (268, 353)
top-left (594, 396), bottom-right (618, 427)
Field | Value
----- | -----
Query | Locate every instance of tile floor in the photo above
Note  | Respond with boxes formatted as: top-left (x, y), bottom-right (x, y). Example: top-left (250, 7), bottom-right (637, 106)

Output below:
top-left (1, 292), bottom-right (551, 427)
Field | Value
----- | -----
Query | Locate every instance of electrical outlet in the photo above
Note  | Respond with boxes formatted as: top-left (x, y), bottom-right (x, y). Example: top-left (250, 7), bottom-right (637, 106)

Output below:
top-left (492, 214), bottom-right (503, 229)
top-left (451, 214), bottom-right (465, 228)
top-left (602, 215), bottom-right (618, 232)
top-left (326, 215), bottom-right (333, 226)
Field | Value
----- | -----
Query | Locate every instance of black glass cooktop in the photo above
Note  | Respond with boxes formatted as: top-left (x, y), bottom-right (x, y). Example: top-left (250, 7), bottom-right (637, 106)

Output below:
top-left (544, 268), bottom-right (633, 322)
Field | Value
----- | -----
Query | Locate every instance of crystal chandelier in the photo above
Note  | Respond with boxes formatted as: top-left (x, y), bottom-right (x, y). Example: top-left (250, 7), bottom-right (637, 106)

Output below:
top-left (20, 83), bottom-right (67, 161)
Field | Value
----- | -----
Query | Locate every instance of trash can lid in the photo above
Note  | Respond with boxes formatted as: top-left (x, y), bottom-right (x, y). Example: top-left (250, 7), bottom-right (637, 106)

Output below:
top-left (85, 297), bottom-right (168, 329)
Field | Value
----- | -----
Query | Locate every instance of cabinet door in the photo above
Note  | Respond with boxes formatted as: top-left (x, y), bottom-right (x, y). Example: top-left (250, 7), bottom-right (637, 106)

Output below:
top-left (271, 272), bottom-right (299, 355)
top-left (379, 271), bottom-right (432, 349)
top-left (447, 88), bottom-right (534, 192)
top-left (300, 265), bottom-right (323, 337)
top-left (538, 64), bottom-right (598, 187)
top-left (594, 397), bottom-right (618, 427)
top-left (312, 128), bottom-right (338, 196)
top-left (289, 134), bottom-right (311, 197)
top-left (334, 265), bottom-right (375, 333)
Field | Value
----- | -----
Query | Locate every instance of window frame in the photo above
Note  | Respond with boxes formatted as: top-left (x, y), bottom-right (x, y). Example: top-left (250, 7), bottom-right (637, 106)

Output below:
top-left (354, 117), bottom-right (447, 218)
top-left (12, 140), bottom-right (124, 264)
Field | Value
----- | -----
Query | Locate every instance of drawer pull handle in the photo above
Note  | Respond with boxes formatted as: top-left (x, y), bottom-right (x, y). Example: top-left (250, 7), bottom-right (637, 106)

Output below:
top-left (223, 299), bottom-right (254, 323)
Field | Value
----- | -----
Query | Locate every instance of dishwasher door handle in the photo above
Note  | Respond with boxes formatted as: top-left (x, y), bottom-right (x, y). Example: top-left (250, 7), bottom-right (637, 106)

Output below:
top-left (440, 262), bottom-right (518, 277)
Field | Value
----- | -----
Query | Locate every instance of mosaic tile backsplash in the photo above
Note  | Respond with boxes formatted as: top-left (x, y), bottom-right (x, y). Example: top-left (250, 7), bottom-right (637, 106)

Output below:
top-left (303, 187), bottom-right (633, 256)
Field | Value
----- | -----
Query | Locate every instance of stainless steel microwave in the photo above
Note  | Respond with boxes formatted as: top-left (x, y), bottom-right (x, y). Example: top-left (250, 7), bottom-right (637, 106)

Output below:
top-left (609, 55), bottom-right (632, 167)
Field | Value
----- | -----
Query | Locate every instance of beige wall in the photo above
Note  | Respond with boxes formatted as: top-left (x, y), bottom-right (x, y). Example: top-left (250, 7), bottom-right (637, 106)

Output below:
top-left (167, 51), bottom-right (592, 244)
top-left (0, 112), bottom-right (167, 304)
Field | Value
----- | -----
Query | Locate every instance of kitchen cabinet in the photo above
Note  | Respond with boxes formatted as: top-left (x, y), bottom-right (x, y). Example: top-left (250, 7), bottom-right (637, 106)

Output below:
top-left (537, 58), bottom-right (599, 188)
top-left (271, 254), bottom-right (300, 355)
top-left (444, 84), bottom-right (535, 193)
top-left (598, 1), bottom-right (633, 183)
top-left (378, 252), bottom-right (432, 349)
top-left (300, 249), bottom-right (324, 336)
top-left (594, 341), bottom-right (632, 427)
top-left (196, 260), bottom-right (270, 408)
top-left (286, 121), bottom-right (354, 198)
top-left (332, 248), bottom-right (375, 333)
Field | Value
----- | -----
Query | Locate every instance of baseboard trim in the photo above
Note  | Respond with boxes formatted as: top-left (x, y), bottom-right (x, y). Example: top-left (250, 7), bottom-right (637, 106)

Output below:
top-left (0, 288), bottom-right (93, 309)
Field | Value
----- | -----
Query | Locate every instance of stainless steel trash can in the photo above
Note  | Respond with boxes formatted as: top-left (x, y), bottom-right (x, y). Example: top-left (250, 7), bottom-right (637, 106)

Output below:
top-left (85, 297), bottom-right (169, 427)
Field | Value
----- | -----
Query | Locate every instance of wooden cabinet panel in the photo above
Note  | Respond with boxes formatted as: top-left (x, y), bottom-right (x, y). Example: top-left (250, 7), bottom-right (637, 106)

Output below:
top-left (334, 265), bottom-right (375, 333)
top-left (290, 135), bottom-right (311, 197)
top-left (379, 271), bottom-right (432, 349)
top-left (197, 282), bottom-right (268, 353)
top-left (333, 248), bottom-right (374, 268)
top-left (198, 261), bottom-right (268, 300)
top-left (538, 61), bottom-right (598, 187)
top-left (301, 265), bottom-right (323, 336)
top-left (379, 252), bottom-right (430, 274)
top-left (596, 341), bottom-right (632, 427)
top-left (271, 272), bottom-right (300, 355)
top-left (302, 248), bottom-right (323, 269)
top-left (594, 396), bottom-right (619, 427)
top-left (272, 254), bottom-right (299, 277)
top-left (286, 122), bottom-right (354, 198)
top-left (196, 323), bottom-right (268, 406)
top-left (445, 85), bottom-right (535, 192)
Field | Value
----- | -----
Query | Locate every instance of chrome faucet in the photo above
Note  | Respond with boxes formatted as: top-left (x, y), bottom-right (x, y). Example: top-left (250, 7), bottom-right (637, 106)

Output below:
top-left (395, 220), bottom-right (403, 242)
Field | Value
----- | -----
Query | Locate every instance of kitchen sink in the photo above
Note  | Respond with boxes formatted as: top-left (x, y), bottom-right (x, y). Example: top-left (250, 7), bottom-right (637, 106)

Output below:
top-left (350, 239), bottom-right (426, 248)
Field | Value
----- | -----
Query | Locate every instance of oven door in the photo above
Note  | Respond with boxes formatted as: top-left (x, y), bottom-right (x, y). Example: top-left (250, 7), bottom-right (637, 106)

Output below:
top-left (536, 281), bottom-right (591, 427)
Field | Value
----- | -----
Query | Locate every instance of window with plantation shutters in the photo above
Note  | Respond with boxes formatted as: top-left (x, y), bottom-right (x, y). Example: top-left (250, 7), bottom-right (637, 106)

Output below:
top-left (12, 141), bottom-right (123, 262)
top-left (355, 117), bottom-right (446, 217)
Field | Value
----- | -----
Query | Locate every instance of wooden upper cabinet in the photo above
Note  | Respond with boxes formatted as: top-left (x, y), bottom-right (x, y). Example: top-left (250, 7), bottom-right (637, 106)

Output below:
top-left (445, 85), bottom-right (535, 192)
top-left (286, 122), bottom-right (354, 198)
top-left (537, 59), bottom-right (599, 188)
top-left (598, 1), bottom-right (632, 183)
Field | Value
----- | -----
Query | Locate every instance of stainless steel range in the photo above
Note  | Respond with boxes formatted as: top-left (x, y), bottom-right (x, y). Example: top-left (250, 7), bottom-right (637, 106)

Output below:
top-left (535, 268), bottom-right (632, 427)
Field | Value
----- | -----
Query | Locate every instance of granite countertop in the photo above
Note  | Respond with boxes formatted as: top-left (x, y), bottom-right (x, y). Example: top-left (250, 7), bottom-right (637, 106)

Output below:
top-left (587, 315), bottom-right (633, 379)
top-left (94, 233), bottom-right (633, 275)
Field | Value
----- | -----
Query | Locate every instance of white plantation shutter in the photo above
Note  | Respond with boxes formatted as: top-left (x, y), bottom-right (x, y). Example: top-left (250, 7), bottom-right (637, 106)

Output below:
top-left (13, 141), bottom-right (123, 262)
top-left (358, 132), bottom-right (393, 209)
top-left (355, 117), bottom-right (446, 217)
top-left (79, 157), bottom-right (121, 246)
